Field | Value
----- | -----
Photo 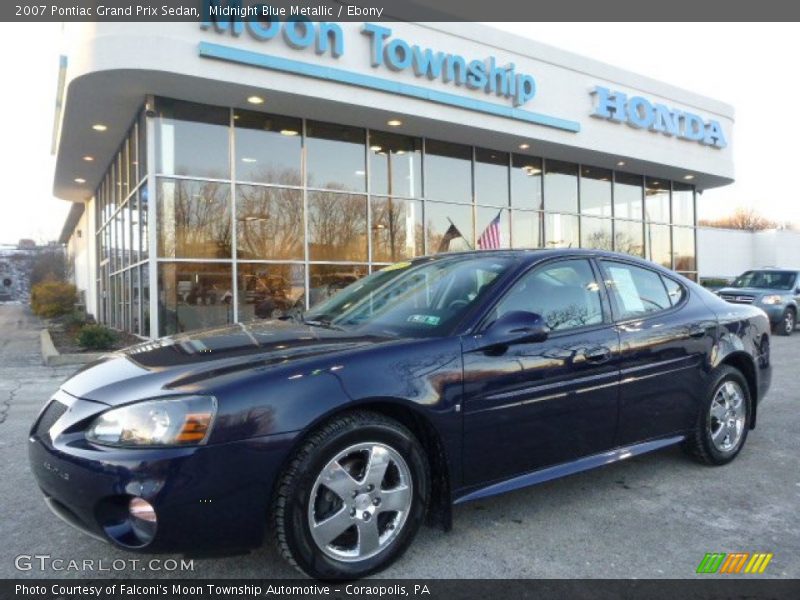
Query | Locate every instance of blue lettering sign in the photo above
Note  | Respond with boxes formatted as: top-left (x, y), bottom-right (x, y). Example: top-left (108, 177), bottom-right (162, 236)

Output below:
top-left (199, 12), bottom-right (539, 108)
top-left (591, 86), bottom-right (727, 149)
top-left (362, 24), bottom-right (536, 107)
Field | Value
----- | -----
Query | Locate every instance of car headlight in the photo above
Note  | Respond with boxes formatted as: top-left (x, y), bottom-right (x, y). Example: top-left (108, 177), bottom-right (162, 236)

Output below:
top-left (86, 396), bottom-right (217, 447)
top-left (761, 295), bottom-right (783, 305)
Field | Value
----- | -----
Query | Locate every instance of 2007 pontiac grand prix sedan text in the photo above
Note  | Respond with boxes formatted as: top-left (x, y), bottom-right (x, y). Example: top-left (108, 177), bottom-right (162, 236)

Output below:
top-left (29, 250), bottom-right (772, 579)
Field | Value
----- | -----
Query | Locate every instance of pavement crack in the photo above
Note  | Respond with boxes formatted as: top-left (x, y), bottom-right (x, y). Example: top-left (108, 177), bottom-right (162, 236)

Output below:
top-left (0, 381), bottom-right (22, 425)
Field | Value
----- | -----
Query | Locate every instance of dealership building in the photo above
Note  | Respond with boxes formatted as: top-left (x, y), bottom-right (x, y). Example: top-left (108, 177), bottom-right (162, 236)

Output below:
top-left (55, 20), bottom-right (734, 338)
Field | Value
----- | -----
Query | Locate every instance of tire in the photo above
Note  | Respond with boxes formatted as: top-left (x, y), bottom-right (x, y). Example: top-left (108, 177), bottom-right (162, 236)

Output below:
top-left (272, 411), bottom-right (430, 579)
top-left (775, 308), bottom-right (795, 336)
top-left (684, 366), bottom-right (751, 466)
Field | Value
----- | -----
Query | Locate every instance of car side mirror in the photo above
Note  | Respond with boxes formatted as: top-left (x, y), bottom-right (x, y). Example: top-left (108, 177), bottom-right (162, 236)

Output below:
top-left (480, 311), bottom-right (549, 348)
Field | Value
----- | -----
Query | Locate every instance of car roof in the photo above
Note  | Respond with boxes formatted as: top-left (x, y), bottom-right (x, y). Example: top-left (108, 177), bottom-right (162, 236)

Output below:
top-left (408, 248), bottom-right (663, 268)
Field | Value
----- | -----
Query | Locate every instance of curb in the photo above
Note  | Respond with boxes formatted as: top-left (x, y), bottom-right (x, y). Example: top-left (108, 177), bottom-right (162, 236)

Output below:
top-left (40, 329), bottom-right (104, 367)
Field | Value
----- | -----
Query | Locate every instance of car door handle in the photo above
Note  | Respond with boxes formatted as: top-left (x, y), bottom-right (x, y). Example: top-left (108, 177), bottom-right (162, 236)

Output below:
top-left (688, 326), bottom-right (706, 338)
top-left (580, 347), bottom-right (613, 363)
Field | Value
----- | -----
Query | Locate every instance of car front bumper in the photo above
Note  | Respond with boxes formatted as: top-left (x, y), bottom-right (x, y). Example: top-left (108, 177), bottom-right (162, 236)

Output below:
top-left (28, 391), bottom-right (297, 553)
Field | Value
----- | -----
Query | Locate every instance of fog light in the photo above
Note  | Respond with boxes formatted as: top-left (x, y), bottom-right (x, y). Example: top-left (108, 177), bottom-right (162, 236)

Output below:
top-left (129, 497), bottom-right (156, 523)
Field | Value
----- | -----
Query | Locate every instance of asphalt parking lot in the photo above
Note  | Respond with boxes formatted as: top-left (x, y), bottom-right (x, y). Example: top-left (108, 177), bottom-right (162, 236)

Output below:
top-left (1, 302), bottom-right (798, 580)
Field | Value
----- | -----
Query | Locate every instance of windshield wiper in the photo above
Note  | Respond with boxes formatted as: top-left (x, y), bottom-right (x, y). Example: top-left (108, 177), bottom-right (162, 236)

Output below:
top-left (302, 316), bottom-right (346, 331)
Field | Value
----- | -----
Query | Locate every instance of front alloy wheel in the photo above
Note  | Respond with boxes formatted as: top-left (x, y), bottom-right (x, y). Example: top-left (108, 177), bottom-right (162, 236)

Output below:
top-left (309, 443), bottom-right (412, 562)
top-left (273, 411), bottom-right (429, 579)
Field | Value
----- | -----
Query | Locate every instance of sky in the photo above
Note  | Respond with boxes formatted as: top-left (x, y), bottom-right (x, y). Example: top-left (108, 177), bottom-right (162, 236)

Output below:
top-left (0, 22), bottom-right (798, 244)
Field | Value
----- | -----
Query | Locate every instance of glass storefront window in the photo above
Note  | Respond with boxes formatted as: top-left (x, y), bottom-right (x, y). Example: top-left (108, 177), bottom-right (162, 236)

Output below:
top-left (237, 263), bottom-right (306, 322)
top-left (614, 172), bottom-right (643, 221)
top-left (580, 166), bottom-right (612, 217)
top-left (309, 264), bottom-right (368, 308)
top-left (476, 206), bottom-right (510, 249)
top-left (672, 181), bottom-right (695, 227)
top-left (511, 154), bottom-right (543, 210)
top-left (544, 160), bottom-right (578, 214)
top-left (109, 275), bottom-right (116, 329)
top-left (140, 185), bottom-right (149, 260)
top-left (308, 191), bottom-right (368, 261)
top-left (475, 148), bottom-right (509, 208)
top-left (155, 99), bottom-right (230, 179)
top-left (141, 266), bottom-right (150, 336)
top-left (122, 269), bottom-right (131, 333)
top-left (109, 162), bottom-right (118, 217)
top-left (121, 139), bottom-right (131, 201)
top-left (234, 111), bottom-right (302, 186)
top-left (306, 121), bottom-right (366, 192)
top-left (645, 223), bottom-right (672, 268)
top-left (545, 212), bottom-right (579, 248)
top-left (157, 178), bottom-right (232, 259)
top-left (369, 131), bottom-right (422, 198)
top-left (424, 139), bottom-right (472, 203)
top-left (110, 208), bottom-right (118, 273)
top-left (614, 219), bottom-right (645, 257)
top-left (121, 201), bottom-right (130, 270)
top-left (370, 197), bottom-right (423, 262)
top-left (511, 210), bottom-right (543, 249)
top-left (236, 185), bottom-right (303, 260)
top-left (158, 262), bottom-right (234, 336)
top-left (425, 201), bottom-right (474, 253)
top-left (132, 267), bottom-right (140, 335)
top-left (92, 99), bottom-right (701, 339)
top-left (673, 226), bottom-right (696, 271)
top-left (130, 193), bottom-right (140, 264)
top-left (137, 111), bottom-right (147, 184)
top-left (645, 178), bottom-right (670, 223)
top-left (581, 216), bottom-right (613, 250)
top-left (117, 152), bottom-right (127, 206)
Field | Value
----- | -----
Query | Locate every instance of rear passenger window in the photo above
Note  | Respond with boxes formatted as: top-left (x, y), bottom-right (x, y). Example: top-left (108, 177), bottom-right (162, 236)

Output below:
top-left (661, 277), bottom-right (686, 306)
top-left (601, 261), bottom-right (671, 319)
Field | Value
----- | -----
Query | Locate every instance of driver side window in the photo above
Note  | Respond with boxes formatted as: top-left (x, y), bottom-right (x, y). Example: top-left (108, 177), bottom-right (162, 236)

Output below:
top-left (493, 259), bottom-right (604, 331)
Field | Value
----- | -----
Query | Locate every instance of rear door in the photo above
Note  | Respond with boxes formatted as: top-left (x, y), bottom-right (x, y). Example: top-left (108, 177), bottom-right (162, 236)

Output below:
top-left (598, 260), bottom-right (716, 444)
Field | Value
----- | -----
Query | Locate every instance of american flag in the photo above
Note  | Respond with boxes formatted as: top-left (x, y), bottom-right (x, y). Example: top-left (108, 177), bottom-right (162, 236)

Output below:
top-left (477, 212), bottom-right (502, 250)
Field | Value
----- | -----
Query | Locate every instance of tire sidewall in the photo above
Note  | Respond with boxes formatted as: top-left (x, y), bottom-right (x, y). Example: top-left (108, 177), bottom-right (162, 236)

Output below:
top-left (282, 420), bottom-right (429, 580)
top-left (783, 309), bottom-right (795, 336)
top-left (700, 369), bottom-right (751, 464)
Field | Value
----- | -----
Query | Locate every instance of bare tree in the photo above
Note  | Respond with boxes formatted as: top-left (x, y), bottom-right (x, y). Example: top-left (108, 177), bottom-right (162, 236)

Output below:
top-left (698, 207), bottom-right (778, 231)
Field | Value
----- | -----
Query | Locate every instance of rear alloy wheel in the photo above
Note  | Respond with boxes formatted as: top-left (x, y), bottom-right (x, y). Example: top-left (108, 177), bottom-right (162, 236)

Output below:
top-left (684, 366), bottom-right (751, 465)
top-left (777, 308), bottom-right (795, 336)
top-left (273, 412), bottom-right (429, 579)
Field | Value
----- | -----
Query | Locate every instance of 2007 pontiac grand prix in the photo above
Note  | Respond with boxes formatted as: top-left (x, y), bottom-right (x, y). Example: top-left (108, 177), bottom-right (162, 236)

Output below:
top-left (29, 249), bottom-right (771, 579)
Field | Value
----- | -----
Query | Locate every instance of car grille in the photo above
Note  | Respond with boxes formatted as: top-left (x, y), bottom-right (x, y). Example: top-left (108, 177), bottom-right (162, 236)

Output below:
top-left (720, 294), bottom-right (755, 304)
top-left (34, 400), bottom-right (68, 442)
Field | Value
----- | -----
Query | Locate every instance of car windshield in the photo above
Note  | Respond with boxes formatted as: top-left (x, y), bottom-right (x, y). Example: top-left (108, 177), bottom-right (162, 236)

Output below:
top-left (731, 270), bottom-right (797, 290)
top-left (303, 256), bottom-right (515, 337)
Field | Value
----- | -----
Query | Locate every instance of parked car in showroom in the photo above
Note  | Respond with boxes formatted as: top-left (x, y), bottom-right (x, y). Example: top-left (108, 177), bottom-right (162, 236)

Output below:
top-left (29, 250), bottom-right (772, 579)
top-left (717, 268), bottom-right (800, 336)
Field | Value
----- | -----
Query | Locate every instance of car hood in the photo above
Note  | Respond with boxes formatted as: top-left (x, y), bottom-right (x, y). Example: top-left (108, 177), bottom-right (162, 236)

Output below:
top-left (717, 287), bottom-right (771, 297)
top-left (60, 320), bottom-right (397, 405)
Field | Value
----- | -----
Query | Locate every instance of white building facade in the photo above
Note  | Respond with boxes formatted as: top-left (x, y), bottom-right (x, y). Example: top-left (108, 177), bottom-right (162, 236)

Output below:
top-left (54, 21), bottom-right (735, 338)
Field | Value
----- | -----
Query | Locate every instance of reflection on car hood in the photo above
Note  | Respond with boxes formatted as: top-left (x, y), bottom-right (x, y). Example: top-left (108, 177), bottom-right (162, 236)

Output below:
top-left (60, 320), bottom-right (396, 405)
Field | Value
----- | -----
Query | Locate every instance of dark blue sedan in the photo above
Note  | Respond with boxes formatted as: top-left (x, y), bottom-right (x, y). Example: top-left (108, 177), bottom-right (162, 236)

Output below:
top-left (29, 250), bottom-right (772, 579)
